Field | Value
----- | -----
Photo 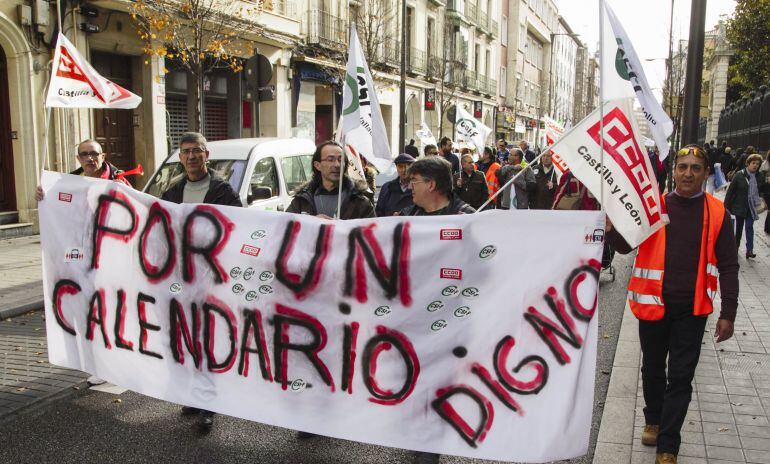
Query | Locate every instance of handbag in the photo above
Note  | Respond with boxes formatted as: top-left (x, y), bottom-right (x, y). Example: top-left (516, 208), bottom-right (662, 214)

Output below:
top-left (554, 178), bottom-right (583, 210)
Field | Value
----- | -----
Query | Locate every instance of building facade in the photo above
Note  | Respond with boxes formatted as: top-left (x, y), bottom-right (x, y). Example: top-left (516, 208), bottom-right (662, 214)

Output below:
top-left (550, 16), bottom-right (579, 126)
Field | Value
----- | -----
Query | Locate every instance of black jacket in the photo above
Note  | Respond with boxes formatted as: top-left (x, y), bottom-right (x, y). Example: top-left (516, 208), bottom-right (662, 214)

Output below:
top-left (523, 148), bottom-right (537, 164)
top-left (530, 162), bottom-right (558, 210)
top-left (399, 194), bottom-right (476, 216)
top-left (725, 169), bottom-right (767, 218)
top-left (376, 177), bottom-right (413, 217)
top-left (286, 177), bottom-right (375, 219)
top-left (71, 162), bottom-right (124, 179)
top-left (161, 173), bottom-right (243, 207)
top-left (455, 170), bottom-right (489, 210)
top-left (440, 151), bottom-right (461, 175)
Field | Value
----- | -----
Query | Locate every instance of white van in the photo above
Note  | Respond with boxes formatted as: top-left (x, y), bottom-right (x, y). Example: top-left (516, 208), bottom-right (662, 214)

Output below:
top-left (143, 138), bottom-right (316, 211)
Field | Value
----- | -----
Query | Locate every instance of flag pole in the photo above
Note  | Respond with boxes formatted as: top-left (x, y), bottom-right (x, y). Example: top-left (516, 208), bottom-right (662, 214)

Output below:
top-left (599, 0), bottom-right (606, 214)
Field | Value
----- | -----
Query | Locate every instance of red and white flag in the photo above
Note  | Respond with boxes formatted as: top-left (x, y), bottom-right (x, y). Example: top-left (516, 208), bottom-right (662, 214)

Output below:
top-left (543, 116), bottom-right (569, 181)
top-left (550, 98), bottom-right (667, 247)
top-left (45, 33), bottom-right (141, 109)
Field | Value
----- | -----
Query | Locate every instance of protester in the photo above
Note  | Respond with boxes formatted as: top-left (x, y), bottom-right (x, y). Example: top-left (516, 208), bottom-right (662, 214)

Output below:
top-left (375, 153), bottom-right (415, 216)
top-left (720, 146), bottom-right (733, 177)
top-left (439, 136), bottom-right (460, 174)
top-left (361, 157), bottom-right (377, 200)
top-left (286, 140), bottom-right (374, 219)
top-left (724, 152), bottom-right (766, 259)
top-left (519, 140), bottom-right (536, 163)
top-left (455, 153), bottom-right (489, 210)
top-left (35, 139), bottom-right (130, 201)
top-left (530, 150), bottom-right (558, 210)
top-left (476, 146), bottom-right (501, 202)
top-left (607, 144), bottom-right (739, 464)
top-left (423, 144), bottom-right (438, 158)
top-left (404, 139), bottom-right (420, 159)
top-left (496, 149), bottom-right (535, 209)
top-left (399, 157), bottom-right (475, 216)
top-left (160, 132), bottom-right (242, 431)
top-left (496, 138), bottom-right (510, 163)
top-left (762, 151), bottom-right (770, 235)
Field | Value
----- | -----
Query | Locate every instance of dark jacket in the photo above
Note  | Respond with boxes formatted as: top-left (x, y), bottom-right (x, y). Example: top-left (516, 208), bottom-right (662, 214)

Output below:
top-left (441, 151), bottom-right (460, 175)
top-left (725, 169), bottom-right (766, 218)
top-left (523, 148), bottom-right (537, 164)
top-left (399, 193), bottom-right (475, 216)
top-left (376, 177), bottom-right (413, 217)
top-left (161, 173), bottom-right (242, 206)
top-left (530, 162), bottom-right (558, 210)
top-left (71, 162), bottom-right (131, 186)
top-left (455, 170), bottom-right (489, 210)
top-left (287, 176), bottom-right (375, 219)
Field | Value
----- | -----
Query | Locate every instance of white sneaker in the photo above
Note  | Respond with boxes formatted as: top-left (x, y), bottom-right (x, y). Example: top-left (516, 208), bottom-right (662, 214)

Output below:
top-left (87, 375), bottom-right (106, 386)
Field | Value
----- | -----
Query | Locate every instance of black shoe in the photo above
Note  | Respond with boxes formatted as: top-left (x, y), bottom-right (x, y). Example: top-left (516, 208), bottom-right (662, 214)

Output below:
top-left (296, 431), bottom-right (318, 440)
top-left (747, 252), bottom-right (756, 259)
top-left (181, 406), bottom-right (201, 416)
top-left (414, 451), bottom-right (440, 464)
top-left (197, 410), bottom-right (214, 431)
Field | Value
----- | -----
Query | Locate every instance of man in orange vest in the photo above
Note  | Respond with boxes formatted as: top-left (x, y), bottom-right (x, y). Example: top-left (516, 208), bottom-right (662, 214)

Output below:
top-left (607, 144), bottom-right (739, 464)
top-left (476, 146), bottom-right (500, 201)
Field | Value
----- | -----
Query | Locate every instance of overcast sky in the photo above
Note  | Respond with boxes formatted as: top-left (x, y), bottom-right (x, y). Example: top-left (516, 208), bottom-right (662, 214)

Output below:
top-left (554, 0), bottom-right (736, 100)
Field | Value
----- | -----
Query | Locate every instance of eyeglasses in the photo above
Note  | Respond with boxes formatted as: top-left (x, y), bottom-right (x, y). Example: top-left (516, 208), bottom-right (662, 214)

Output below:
top-left (180, 147), bottom-right (206, 155)
top-left (78, 151), bottom-right (102, 158)
top-left (409, 179), bottom-right (429, 187)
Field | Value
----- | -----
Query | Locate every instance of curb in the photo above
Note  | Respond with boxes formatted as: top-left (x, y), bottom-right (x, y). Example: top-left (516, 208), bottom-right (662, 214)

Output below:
top-left (0, 299), bottom-right (43, 320)
top-left (0, 379), bottom-right (89, 424)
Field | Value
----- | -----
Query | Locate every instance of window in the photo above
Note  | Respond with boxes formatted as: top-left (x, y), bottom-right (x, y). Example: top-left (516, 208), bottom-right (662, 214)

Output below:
top-left (502, 15), bottom-right (508, 46)
top-left (248, 157), bottom-right (279, 203)
top-left (500, 66), bottom-right (507, 97)
top-left (427, 17), bottom-right (435, 54)
top-left (280, 154), bottom-right (314, 196)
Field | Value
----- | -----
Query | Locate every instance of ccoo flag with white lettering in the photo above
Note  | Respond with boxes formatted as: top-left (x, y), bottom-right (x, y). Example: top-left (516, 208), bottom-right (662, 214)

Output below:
top-left (601, 2), bottom-right (673, 160)
top-left (454, 106), bottom-right (492, 151)
top-left (45, 33), bottom-right (141, 109)
top-left (550, 98), bottom-right (667, 248)
top-left (342, 24), bottom-right (392, 172)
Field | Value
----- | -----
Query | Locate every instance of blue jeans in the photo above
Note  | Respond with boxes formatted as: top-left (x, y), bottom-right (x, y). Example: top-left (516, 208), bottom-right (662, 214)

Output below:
top-left (735, 215), bottom-right (755, 253)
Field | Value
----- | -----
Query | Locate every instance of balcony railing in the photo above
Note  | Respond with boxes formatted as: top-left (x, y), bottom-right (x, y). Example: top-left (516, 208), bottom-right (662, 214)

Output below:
top-left (380, 39), bottom-right (401, 68)
top-left (406, 48), bottom-right (427, 75)
top-left (426, 54), bottom-right (442, 79)
top-left (447, 0), bottom-right (462, 15)
top-left (305, 10), bottom-right (347, 50)
top-left (464, 69), bottom-right (479, 91)
top-left (465, 1), bottom-right (477, 23)
top-left (477, 10), bottom-right (488, 32)
top-left (490, 19), bottom-right (498, 37)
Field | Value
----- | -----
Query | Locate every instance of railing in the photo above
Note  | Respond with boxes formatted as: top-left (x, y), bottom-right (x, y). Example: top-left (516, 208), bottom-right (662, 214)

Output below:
top-left (406, 48), bottom-right (427, 75)
top-left (464, 69), bottom-right (479, 91)
top-left (380, 39), bottom-right (401, 67)
top-left (465, 1), bottom-right (477, 24)
top-left (490, 19), bottom-right (498, 36)
top-left (426, 54), bottom-right (442, 80)
top-left (305, 10), bottom-right (347, 50)
top-left (477, 10), bottom-right (488, 32)
top-left (446, 0), bottom-right (462, 15)
top-left (487, 77), bottom-right (497, 96)
top-left (717, 85), bottom-right (770, 151)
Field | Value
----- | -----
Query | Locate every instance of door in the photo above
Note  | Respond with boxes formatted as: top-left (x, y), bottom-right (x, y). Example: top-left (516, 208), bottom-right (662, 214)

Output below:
top-left (0, 47), bottom-right (16, 212)
top-left (315, 105), bottom-right (333, 144)
top-left (92, 52), bottom-right (136, 174)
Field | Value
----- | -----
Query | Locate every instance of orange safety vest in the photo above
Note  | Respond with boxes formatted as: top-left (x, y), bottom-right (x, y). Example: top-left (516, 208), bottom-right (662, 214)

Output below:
top-left (628, 193), bottom-right (724, 321)
top-left (481, 162), bottom-right (501, 197)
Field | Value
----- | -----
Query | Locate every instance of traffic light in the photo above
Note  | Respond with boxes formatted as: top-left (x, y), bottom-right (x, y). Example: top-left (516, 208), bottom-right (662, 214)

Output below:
top-left (424, 88), bottom-right (436, 111)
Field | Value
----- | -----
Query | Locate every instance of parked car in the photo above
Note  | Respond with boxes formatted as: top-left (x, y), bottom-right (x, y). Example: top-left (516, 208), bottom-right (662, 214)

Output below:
top-left (144, 138), bottom-right (315, 211)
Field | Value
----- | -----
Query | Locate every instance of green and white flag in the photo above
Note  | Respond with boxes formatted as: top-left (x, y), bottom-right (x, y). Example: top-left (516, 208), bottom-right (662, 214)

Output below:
top-left (601, 1), bottom-right (673, 160)
top-left (454, 106), bottom-right (492, 151)
top-left (341, 24), bottom-right (392, 172)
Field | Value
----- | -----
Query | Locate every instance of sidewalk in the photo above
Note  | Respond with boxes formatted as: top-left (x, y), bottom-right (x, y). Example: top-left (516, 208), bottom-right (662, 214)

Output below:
top-left (594, 214), bottom-right (770, 463)
top-left (0, 236), bottom-right (87, 419)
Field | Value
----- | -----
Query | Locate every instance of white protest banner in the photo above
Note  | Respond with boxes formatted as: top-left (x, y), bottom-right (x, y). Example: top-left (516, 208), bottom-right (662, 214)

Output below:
top-left (416, 122), bottom-right (438, 147)
top-left (551, 98), bottom-right (667, 248)
top-left (46, 33), bottom-right (141, 109)
top-left (455, 106), bottom-right (492, 151)
top-left (603, 2), bottom-right (673, 160)
top-left (40, 171), bottom-right (603, 463)
top-left (342, 24), bottom-right (392, 172)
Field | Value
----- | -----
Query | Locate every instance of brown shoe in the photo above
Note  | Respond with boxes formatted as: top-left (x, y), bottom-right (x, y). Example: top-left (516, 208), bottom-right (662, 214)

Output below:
top-left (655, 452), bottom-right (677, 464)
top-left (641, 424), bottom-right (659, 446)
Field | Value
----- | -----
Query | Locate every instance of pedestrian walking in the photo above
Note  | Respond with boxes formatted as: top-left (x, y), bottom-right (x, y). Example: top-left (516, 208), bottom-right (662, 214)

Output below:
top-left (286, 140), bottom-right (374, 219)
top-left (530, 150), bottom-right (558, 210)
top-left (161, 132), bottom-right (243, 432)
top-left (607, 144), bottom-right (739, 464)
top-left (375, 153), bottom-right (415, 216)
top-left (496, 149), bottom-right (535, 209)
top-left (455, 153), bottom-right (489, 210)
top-left (438, 136), bottom-right (460, 175)
top-left (724, 152), bottom-right (767, 259)
top-left (404, 139), bottom-right (420, 159)
top-left (476, 146), bottom-right (501, 202)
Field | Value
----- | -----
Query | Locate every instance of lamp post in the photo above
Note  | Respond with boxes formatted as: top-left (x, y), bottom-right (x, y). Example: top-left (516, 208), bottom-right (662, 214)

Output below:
top-left (398, 0), bottom-right (407, 153)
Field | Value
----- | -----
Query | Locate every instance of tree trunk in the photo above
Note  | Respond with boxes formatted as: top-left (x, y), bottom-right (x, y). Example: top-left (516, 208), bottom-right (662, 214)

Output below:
top-left (190, 63), bottom-right (204, 133)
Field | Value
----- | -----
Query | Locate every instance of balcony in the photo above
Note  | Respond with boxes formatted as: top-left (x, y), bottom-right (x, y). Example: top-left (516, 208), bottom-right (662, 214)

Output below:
top-left (489, 19), bottom-right (498, 37)
top-left (477, 10), bottom-right (488, 32)
top-left (406, 48), bottom-right (427, 75)
top-left (426, 54), bottom-right (442, 80)
top-left (465, 1), bottom-right (477, 24)
top-left (464, 69), bottom-right (479, 91)
top-left (380, 39), bottom-right (401, 68)
top-left (304, 10), bottom-right (347, 51)
top-left (427, 0), bottom-right (446, 5)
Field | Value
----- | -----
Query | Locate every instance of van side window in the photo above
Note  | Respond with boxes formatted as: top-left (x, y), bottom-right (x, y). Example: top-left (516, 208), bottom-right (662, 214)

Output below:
top-left (248, 157), bottom-right (279, 203)
top-left (281, 154), bottom-right (313, 196)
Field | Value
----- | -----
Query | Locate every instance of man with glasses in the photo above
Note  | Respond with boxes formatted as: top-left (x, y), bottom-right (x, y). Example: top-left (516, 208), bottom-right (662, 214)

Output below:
top-left (161, 132), bottom-right (241, 206)
top-left (399, 157), bottom-right (474, 216)
top-left (35, 139), bottom-right (130, 201)
top-left (607, 144), bottom-right (739, 464)
top-left (286, 140), bottom-right (374, 219)
top-left (161, 132), bottom-right (241, 432)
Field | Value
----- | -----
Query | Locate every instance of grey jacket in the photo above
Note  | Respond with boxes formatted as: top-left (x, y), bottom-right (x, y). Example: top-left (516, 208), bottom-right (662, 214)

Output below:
top-left (497, 164), bottom-right (536, 209)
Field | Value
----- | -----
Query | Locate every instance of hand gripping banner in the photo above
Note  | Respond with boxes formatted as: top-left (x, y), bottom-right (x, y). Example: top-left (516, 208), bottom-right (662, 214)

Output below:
top-left (39, 172), bottom-right (603, 462)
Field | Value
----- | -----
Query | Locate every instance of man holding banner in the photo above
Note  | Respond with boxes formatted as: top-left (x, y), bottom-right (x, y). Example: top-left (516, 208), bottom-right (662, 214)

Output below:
top-left (607, 145), bottom-right (738, 464)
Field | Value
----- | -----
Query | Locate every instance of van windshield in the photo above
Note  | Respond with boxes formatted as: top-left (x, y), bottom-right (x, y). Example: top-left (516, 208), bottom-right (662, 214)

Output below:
top-left (145, 160), bottom-right (247, 198)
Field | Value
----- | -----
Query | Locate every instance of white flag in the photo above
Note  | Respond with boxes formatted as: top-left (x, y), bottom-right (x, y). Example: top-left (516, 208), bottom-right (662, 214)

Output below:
top-left (45, 33), bottom-right (141, 109)
top-left (454, 106), bottom-right (492, 151)
top-left (415, 122), bottom-right (437, 147)
top-left (342, 24), bottom-right (392, 172)
top-left (543, 116), bottom-right (568, 182)
top-left (551, 98), bottom-right (667, 247)
top-left (335, 114), bottom-right (367, 181)
top-left (602, 2), bottom-right (673, 160)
